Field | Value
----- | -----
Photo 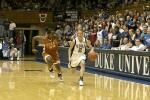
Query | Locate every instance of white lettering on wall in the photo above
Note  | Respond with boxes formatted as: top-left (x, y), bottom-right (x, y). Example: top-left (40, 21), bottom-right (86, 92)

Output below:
top-left (131, 56), bottom-right (135, 74)
top-left (135, 56), bottom-right (142, 74)
top-left (143, 56), bottom-right (149, 76)
top-left (125, 55), bottom-right (131, 73)
top-left (119, 54), bottom-right (123, 71)
top-left (110, 54), bottom-right (114, 70)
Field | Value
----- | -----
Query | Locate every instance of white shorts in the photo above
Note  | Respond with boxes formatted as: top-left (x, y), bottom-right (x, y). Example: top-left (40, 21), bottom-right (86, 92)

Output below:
top-left (70, 53), bottom-right (86, 68)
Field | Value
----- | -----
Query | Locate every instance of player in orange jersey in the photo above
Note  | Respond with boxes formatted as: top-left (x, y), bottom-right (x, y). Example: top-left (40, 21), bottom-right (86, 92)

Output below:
top-left (32, 27), bottom-right (63, 81)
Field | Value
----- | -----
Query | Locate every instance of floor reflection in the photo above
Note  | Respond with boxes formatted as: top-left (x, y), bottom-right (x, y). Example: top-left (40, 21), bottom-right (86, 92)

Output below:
top-left (94, 74), bottom-right (150, 100)
top-left (0, 61), bottom-right (150, 100)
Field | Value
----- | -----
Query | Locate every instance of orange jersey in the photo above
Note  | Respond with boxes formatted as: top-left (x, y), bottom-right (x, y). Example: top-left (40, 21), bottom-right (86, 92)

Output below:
top-left (43, 36), bottom-right (58, 54)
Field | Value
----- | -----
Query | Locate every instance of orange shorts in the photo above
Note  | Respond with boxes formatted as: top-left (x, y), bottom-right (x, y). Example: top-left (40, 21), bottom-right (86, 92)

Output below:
top-left (42, 52), bottom-right (60, 64)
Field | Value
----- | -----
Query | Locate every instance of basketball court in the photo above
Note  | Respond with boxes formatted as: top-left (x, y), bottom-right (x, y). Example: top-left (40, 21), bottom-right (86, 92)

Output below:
top-left (0, 59), bottom-right (150, 100)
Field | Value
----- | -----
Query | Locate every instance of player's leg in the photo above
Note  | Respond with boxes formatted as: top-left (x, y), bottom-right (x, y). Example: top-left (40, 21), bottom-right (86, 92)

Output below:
top-left (52, 53), bottom-right (63, 81)
top-left (78, 60), bottom-right (85, 86)
top-left (53, 63), bottom-right (63, 81)
top-left (17, 50), bottom-right (21, 60)
top-left (43, 52), bottom-right (55, 78)
top-left (69, 62), bottom-right (76, 74)
top-left (10, 51), bottom-right (15, 60)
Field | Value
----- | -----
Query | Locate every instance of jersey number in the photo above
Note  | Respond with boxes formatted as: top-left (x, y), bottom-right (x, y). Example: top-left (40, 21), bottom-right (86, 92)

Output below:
top-left (78, 47), bottom-right (82, 53)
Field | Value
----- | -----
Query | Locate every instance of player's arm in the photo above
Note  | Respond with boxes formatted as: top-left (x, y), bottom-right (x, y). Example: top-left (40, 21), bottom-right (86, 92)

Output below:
top-left (86, 39), bottom-right (94, 52)
top-left (32, 36), bottom-right (44, 54)
top-left (68, 39), bottom-right (75, 61)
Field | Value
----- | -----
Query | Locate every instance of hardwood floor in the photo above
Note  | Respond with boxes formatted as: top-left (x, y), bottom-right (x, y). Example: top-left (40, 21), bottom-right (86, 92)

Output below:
top-left (0, 61), bottom-right (149, 100)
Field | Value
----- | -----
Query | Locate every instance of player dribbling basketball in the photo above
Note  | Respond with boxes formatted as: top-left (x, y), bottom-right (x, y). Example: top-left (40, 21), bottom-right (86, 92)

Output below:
top-left (68, 29), bottom-right (94, 86)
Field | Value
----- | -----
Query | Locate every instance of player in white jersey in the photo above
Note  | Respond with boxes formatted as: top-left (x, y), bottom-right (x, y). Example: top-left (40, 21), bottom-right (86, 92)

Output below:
top-left (68, 29), bottom-right (94, 86)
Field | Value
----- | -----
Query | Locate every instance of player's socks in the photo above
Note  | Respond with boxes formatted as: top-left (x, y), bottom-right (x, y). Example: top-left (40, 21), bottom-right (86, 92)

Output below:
top-left (49, 68), bottom-right (55, 78)
top-left (49, 68), bottom-right (53, 72)
top-left (58, 72), bottom-right (63, 82)
top-left (79, 76), bottom-right (83, 86)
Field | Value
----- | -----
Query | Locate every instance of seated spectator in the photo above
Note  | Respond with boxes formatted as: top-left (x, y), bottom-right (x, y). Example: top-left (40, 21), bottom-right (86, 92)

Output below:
top-left (134, 28), bottom-right (142, 40)
top-left (9, 44), bottom-right (20, 60)
top-left (118, 37), bottom-right (129, 50)
top-left (126, 40), bottom-right (135, 49)
top-left (97, 37), bottom-right (111, 49)
top-left (130, 38), bottom-right (145, 51)
top-left (94, 40), bottom-right (101, 48)
top-left (129, 29), bottom-right (135, 41)
top-left (2, 38), bottom-right (10, 60)
top-left (120, 38), bottom-right (135, 50)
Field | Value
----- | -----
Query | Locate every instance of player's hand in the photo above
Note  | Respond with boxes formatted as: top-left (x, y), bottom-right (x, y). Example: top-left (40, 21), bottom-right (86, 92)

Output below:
top-left (32, 49), bottom-right (38, 54)
top-left (69, 57), bottom-right (72, 62)
top-left (89, 50), bottom-right (94, 53)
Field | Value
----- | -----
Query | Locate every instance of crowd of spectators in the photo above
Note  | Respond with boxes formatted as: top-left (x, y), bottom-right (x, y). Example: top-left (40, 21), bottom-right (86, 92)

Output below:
top-left (0, 16), bottom-right (26, 60)
top-left (0, 0), bottom-right (149, 11)
top-left (54, 7), bottom-right (150, 52)
top-left (0, 0), bottom-right (149, 61)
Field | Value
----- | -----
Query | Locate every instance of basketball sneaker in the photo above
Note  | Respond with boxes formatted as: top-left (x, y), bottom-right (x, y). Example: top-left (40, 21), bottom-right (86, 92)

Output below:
top-left (58, 73), bottom-right (63, 82)
top-left (79, 80), bottom-right (83, 86)
top-left (79, 76), bottom-right (83, 86)
top-left (10, 57), bottom-right (13, 61)
top-left (49, 68), bottom-right (55, 79)
top-left (50, 72), bottom-right (55, 79)
top-left (17, 57), bottom-right (20, 61)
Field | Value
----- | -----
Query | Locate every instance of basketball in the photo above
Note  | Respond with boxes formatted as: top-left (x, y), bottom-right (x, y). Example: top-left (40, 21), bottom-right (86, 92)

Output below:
top-left (88, 51), bottom-right (97, 61)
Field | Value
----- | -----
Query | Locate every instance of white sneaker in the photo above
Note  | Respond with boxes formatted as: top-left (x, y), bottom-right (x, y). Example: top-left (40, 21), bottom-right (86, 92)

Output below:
top-left (50, 72), bottom-right (55, 79)
top-left (10, 57), bottom-right (13, 61)
top-left (59, 76), bottom-right (64, 82)
top-left (79, 80), bottom-right (84, 86)
top-left (17, 57), bottom-right (20, 61)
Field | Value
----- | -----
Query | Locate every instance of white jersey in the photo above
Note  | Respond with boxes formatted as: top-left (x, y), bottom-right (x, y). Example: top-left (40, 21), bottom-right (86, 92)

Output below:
top-left (70, 37), bottom-right (87, 67)
top-left (73, 37), bottom-right (86, 54)
top-left (97, 30), bottom-right (103, 44)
